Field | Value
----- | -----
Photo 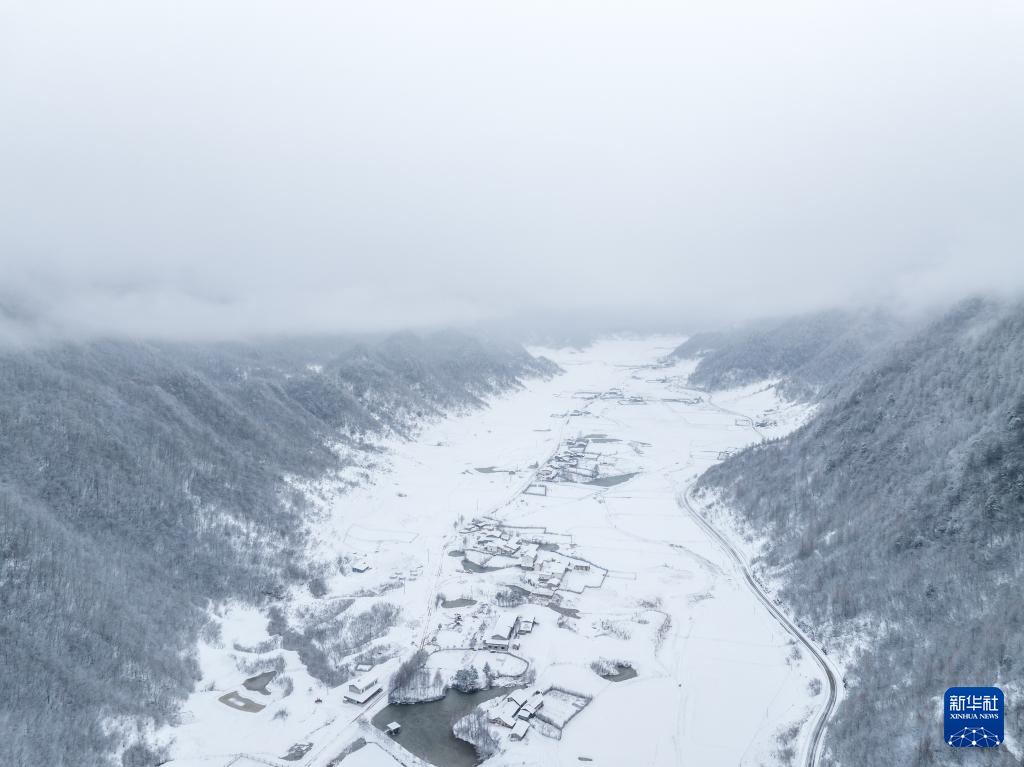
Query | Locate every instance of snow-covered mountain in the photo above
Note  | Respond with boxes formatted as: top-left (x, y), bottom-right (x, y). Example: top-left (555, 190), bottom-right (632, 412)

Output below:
top-left (671, 309), bottom-right (907, 402)
top-left (0, 332), bottom-right (556, 767)
top-left (698, 299), bottom-right (1024, 765)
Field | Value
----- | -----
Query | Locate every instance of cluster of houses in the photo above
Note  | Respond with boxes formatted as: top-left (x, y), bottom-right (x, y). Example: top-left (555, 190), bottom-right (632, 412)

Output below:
top-left (521, 556), bottom-right (590, 598)
top-left (469, 525), bottom-right (534, 560)
top-left (573, 388), bottom-right (623, 401)
top-left (618, 394), bottom-right (646, 405)
top-left (458, 518), bottom-right (602, 606)
top-left (488, 686), bottom-right (547, 741)
top-left (461, 520), bottom-right (556, 572)
top-left (537, 437), bottom-right (601, 483)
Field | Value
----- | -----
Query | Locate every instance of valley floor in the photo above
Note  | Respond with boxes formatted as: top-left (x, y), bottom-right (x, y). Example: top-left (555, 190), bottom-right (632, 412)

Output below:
top-left (159, 337), bottom-right (831, 767)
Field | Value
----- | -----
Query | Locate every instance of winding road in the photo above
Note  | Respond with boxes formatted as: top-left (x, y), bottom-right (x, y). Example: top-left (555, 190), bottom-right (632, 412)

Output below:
top-left (677, 392), bottom-right (840, 767)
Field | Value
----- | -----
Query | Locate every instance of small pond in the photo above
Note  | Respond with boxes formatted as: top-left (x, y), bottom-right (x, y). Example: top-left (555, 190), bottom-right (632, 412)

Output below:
top-left (587, 472), bottom-right (639, 487)
top-left (600, 665), bottom-right (638, 683)
top-left (242, 671), bottom-right (276, 694)
top-left (462, 559), bottom-right (505, 574)
top-left (547, 603), bottom-right (581, 619)
top-left (371, 687), bottom-right (511, 767)
top-left (441, 597), bottom-right (477, 609)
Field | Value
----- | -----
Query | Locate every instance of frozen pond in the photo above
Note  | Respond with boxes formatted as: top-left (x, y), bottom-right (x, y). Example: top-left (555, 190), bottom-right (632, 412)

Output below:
top-left (371, 687), bottom-right (511, 767)
top-left (587, 472), bottom-right (638, 487)
top-left (461, 559), bottom-right (505, 573)
top-left (441, 597), bottom-right (476, 608)
top-left (242, 671), bottom-right (276, 694)
top-left (599, 665), bottom-right (638, 683)
top-left (547, 603), bottom-right (581, 619)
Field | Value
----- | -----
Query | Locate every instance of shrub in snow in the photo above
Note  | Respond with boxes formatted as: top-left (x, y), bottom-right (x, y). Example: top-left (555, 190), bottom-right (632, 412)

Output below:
top-left (453, 709), bottom-right (500, 759)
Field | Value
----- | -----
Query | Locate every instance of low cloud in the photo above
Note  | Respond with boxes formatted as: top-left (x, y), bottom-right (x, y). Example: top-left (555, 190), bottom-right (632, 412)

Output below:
top-left (2, 0), bottom-right (1023, 341)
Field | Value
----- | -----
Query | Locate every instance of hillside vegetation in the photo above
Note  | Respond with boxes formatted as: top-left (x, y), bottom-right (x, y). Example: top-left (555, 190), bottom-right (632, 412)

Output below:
top-left (673, 309), bottom-right (906, 401)
top-left (0, 331), bottom-right (556, 766)
top-left (699, 299), bottom-right (1024, 765)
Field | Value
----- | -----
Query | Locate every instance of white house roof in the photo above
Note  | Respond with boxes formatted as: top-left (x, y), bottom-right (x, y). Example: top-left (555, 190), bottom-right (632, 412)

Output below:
top-left (490, 613), bottom-right (519, 640)
top-left (491, 700), bottom-right (520, 728)
top-left (349, 674), bottom-right (379, 693)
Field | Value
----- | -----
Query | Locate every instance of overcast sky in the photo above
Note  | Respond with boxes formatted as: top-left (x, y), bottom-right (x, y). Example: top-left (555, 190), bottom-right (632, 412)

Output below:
top-left (2, 0), bottom-right (1023, 342)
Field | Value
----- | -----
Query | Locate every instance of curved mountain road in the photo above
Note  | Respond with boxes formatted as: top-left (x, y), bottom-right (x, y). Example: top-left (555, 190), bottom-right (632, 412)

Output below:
top-left (678, 486), bottom-right (839, 767)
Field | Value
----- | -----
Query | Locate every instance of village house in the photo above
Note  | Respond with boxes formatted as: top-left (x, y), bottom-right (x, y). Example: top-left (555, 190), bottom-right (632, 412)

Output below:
top-left (488, 699), bottom-right (522, 728)
top-left (518, 688), bottom-right (545, 718)
top-left (344, 674), bottom-right (382, 705)
top-left (491, 686), bottom-right (546, 734)
top-left (483, 613), bottom-right (521, 650)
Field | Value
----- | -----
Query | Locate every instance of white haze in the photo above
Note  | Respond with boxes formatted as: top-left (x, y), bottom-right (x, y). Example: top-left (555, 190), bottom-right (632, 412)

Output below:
top-left (2, 0), bottom-right (1023, 341)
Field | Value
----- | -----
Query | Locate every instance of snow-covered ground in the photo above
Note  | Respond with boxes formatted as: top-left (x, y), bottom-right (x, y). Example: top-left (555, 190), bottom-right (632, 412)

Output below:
top-left (159, 336), bottom-right (827, 767)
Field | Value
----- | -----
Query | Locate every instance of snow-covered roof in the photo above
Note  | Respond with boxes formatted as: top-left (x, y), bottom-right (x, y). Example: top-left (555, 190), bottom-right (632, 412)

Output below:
top-left (490, 700), bottom-right (521, 728)
top-left (349, 674), bottom-right (379, 693)
top-left (490, 613), bottom-right (519, 640)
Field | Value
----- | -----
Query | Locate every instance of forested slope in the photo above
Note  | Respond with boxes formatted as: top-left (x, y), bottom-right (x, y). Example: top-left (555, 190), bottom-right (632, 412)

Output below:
top-left (0, 332), bottom-right (556, 766)
top-left (698, 299), bottom-right (1024, 765)
top-left (673, 309), bottom-right (905, 401)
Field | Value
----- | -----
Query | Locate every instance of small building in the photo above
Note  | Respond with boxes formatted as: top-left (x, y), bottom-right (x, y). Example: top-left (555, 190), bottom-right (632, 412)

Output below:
top-left (488, 700), bottom-right (521, 728)
top-left (355, 663), bottom-right (374, 673)
top-left (520, 553), bottom-right (537, 570)
top-left (539, 558), bottom-right (569, 576)
top-left (344, 675), bottom-right (382, 704)
top-left (384, 722), bottom-right (401, 736)
top-left (484, 613), bottom-right (521, 650)
top-left (351, 561), bottom-right (370, 573)
top-left (510, 720), bottom-right (530, 740)
top-left (507, 689), bottom-right (530, 709)
top-left (573, 562), bottom-right (591, 571)
top-left (519, 696), bottom-right (544, 718)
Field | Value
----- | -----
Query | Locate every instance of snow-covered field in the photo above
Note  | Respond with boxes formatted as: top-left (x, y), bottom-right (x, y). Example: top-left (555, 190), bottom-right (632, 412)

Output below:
top-left (159, 336), bottom-right (827, 767)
